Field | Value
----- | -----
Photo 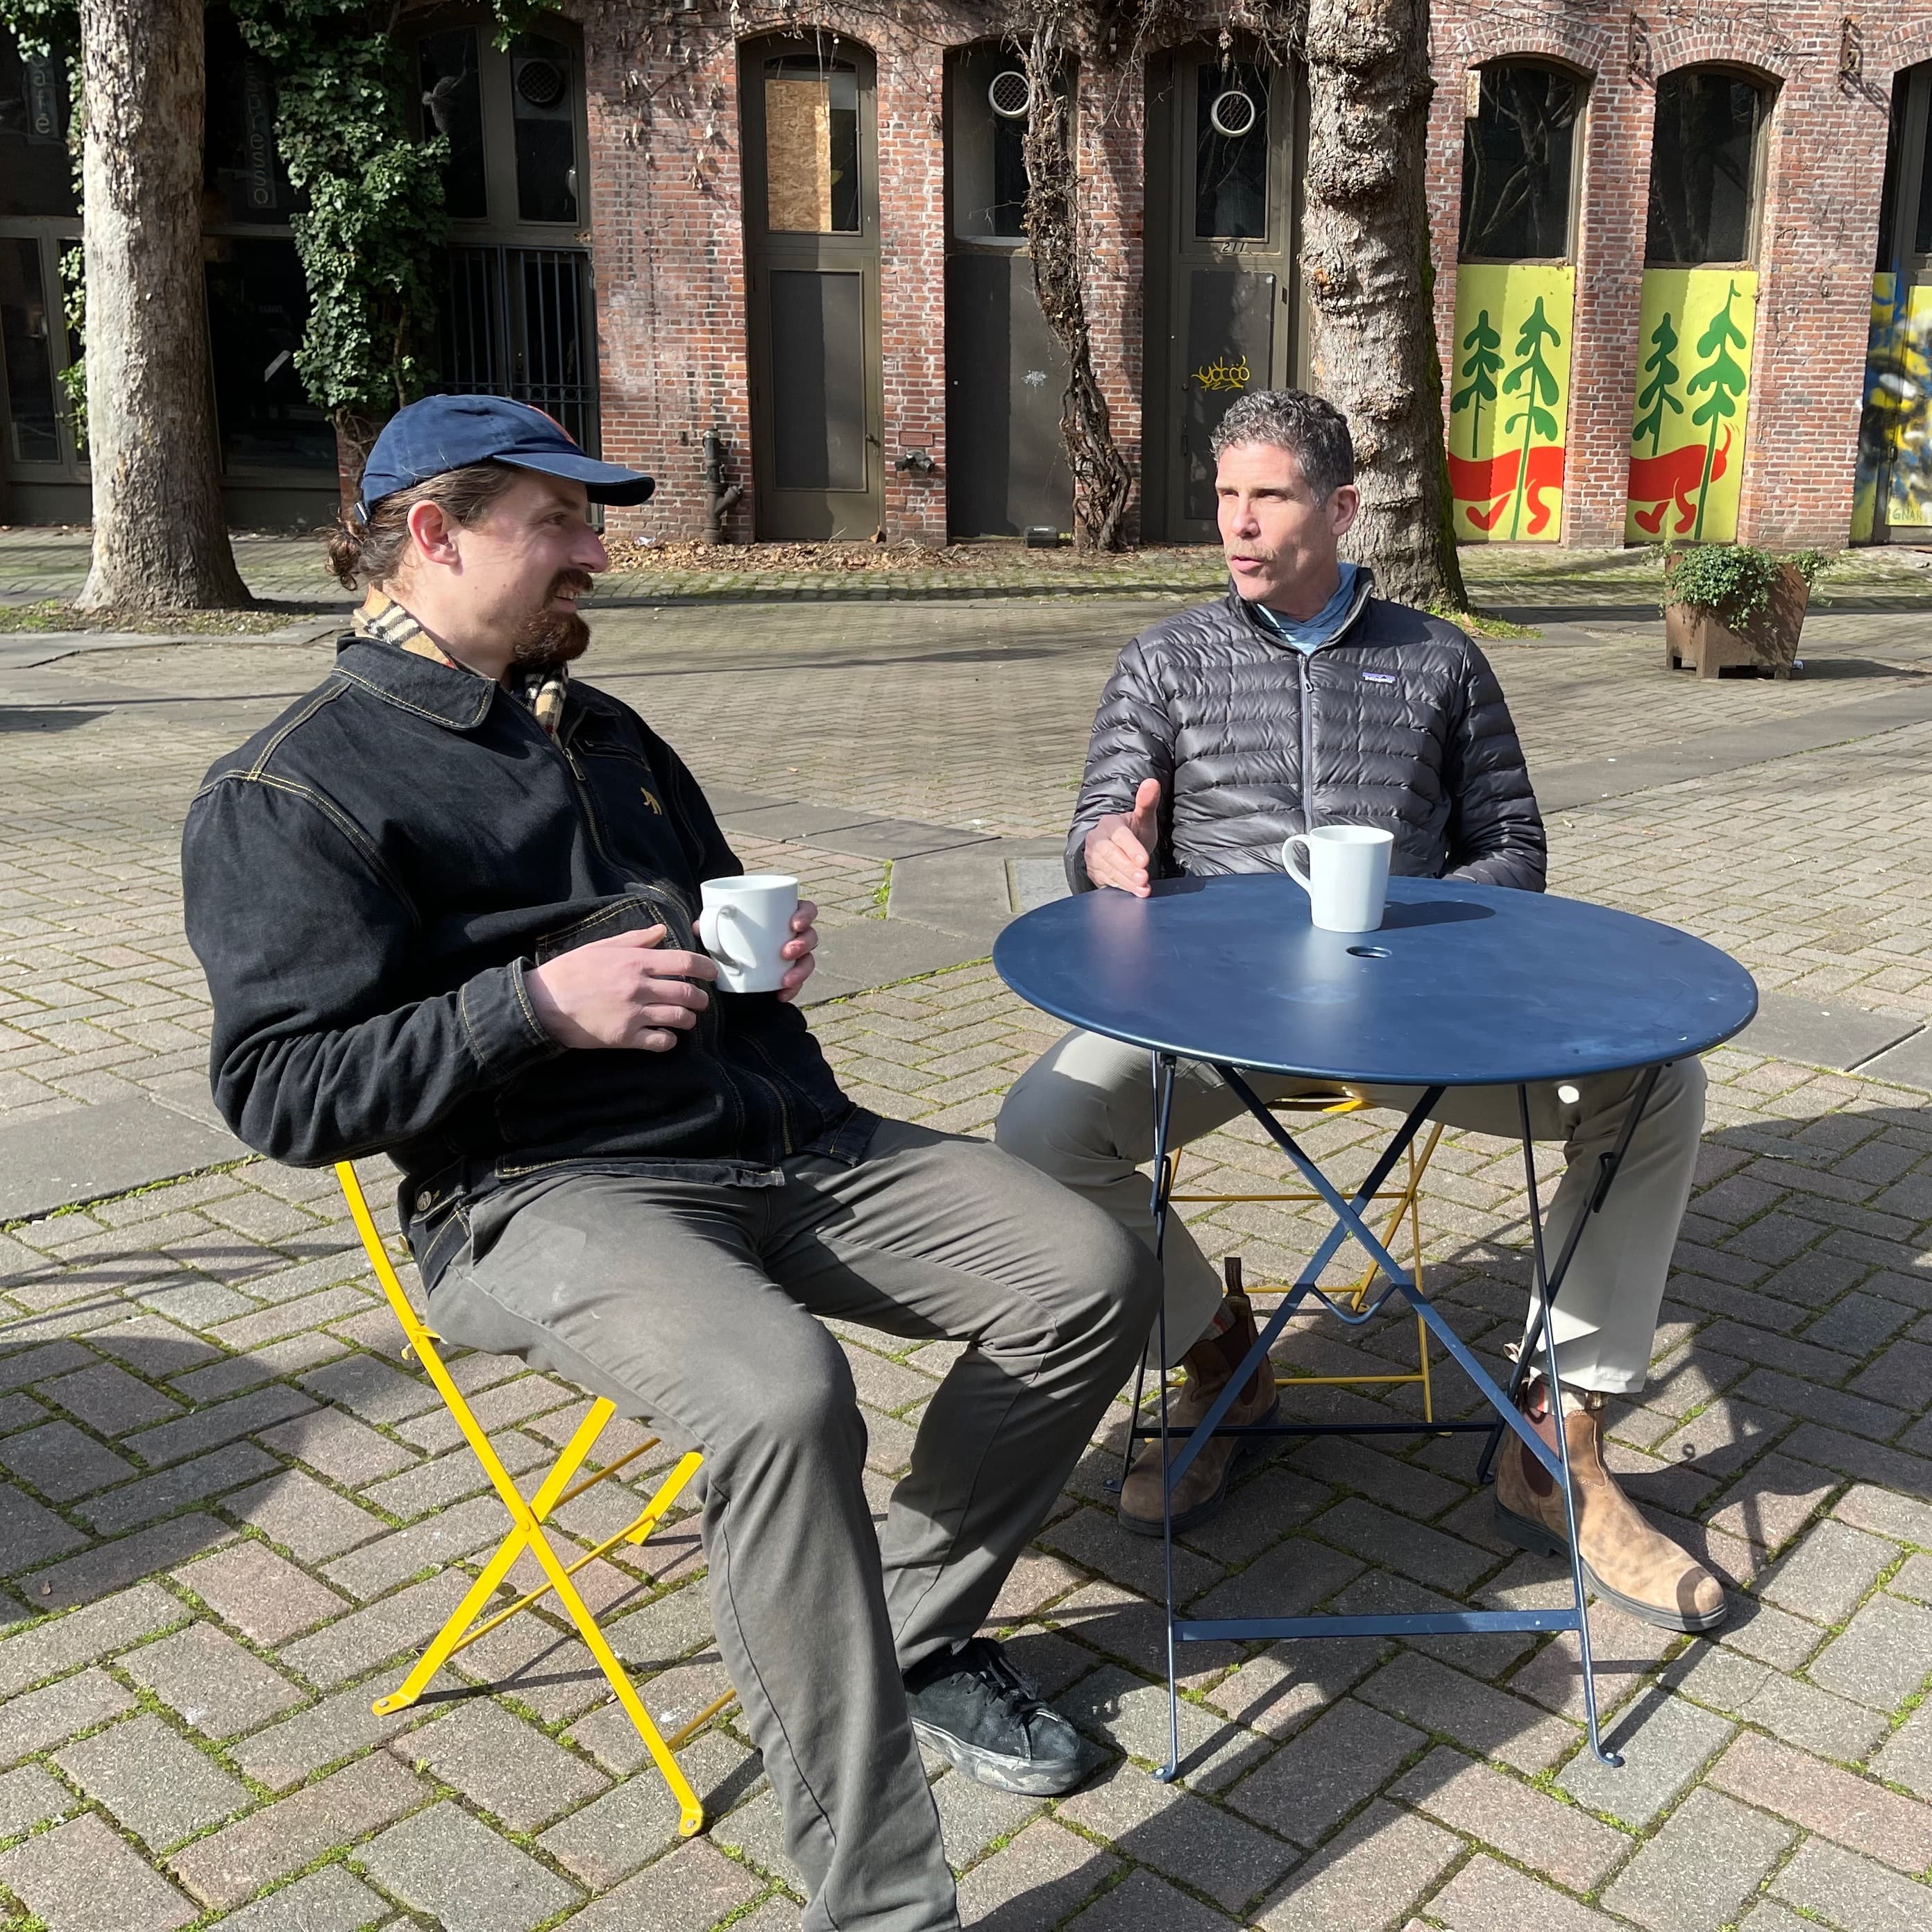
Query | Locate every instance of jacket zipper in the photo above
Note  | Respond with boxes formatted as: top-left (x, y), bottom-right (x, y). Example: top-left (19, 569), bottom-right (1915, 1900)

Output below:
top-left (542, 702), bottom-right (795, 1147)
top-left (1297, 652), bottom-right (1315, 835)
top-left (551, 708), bottom-right (622, 872)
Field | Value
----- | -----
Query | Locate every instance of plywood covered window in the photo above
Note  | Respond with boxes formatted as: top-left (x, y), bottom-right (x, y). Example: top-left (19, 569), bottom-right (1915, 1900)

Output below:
top-left (1645, 69), bottom-right (1769, 267)
top-left (765, 56), bottom-right (861, 235)
top-left (1458, 62), bottom-right (1583, 264)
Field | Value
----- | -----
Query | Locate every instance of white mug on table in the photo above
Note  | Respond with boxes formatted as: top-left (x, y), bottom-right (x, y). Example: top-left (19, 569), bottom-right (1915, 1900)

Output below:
top-left (697, 874), bottom-right (799, 992)
top-left (1280, 826), bottom-right (1393, 933)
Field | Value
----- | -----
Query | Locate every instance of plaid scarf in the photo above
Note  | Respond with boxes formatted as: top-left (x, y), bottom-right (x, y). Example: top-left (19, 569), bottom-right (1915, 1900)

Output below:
top-left (355, 589), bottom-right (569, 738)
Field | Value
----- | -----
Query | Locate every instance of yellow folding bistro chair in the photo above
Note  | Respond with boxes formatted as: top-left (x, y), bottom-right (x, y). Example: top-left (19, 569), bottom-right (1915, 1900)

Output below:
top-left (1160, 1090), bottom-right (1447, 1419)
top-left (334, 1162), bottom-right (735, 1836)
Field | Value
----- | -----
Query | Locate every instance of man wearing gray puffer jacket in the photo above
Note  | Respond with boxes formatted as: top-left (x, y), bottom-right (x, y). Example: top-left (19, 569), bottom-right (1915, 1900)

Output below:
top-left (998, 389), bottom-right (1727, 1638)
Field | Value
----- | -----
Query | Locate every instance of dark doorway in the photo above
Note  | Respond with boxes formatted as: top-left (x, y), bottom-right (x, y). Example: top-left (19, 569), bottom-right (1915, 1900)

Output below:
top-left (740, 35), bottom-right (883, 540)
top-left (943, 45), bottom-right (1072, 539)
top-left (1142, 48), bottom-right (1303, 542)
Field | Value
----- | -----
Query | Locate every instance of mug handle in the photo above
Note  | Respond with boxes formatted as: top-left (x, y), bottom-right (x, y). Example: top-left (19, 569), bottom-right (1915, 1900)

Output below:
top-left (697, 901), bottom-right (757, 970)
top-left (1281, 836), bottom-right (1313, 892)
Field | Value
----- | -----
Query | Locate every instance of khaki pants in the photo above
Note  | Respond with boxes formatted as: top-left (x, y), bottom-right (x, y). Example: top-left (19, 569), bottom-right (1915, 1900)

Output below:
top-left (427, 1119), bottom-right (1162, 1932)
top-left (994, 1028), bottom-right (1706, 1394)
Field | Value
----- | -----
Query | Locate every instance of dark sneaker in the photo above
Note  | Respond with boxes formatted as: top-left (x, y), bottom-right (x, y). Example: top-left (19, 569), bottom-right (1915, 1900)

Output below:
top-left (902, 1637), bottom-right (1090, 1795)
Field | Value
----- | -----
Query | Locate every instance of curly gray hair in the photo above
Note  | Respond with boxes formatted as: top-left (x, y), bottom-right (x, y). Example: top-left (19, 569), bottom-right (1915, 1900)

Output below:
top-left (1208, 389), bottom-right (1355, 502)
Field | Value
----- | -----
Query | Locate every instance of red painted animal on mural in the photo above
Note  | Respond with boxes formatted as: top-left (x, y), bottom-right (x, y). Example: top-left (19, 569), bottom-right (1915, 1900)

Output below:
top-left (1448, 444), bottom-right (1566, 536)
top-left (1626, 430), bottom-right (1732, 536)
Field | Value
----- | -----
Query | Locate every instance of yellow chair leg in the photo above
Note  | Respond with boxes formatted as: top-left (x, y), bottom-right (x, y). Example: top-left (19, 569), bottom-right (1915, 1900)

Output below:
top-left (371, 1397), bottom-right (615, 1716)
top-left (1165, 1111), bottom-right (1446, 1413)
top-left (334, 1162), bottom-right (723, 1836)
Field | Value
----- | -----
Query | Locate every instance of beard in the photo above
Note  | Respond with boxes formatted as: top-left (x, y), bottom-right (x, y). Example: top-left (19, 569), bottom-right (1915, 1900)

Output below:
top-left (509, 573), bottom-right (594, 672)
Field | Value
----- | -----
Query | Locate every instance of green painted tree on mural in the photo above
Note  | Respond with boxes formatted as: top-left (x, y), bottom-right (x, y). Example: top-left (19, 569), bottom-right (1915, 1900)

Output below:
top-left (1451, 309), bottom-right (1502, 456)
top-left (1632, 310), bottom-right (1682, 457)
top-left (1685, 280), bottom-right (1749, 541)
top-left (1501, 296), bottom-right (1561, 540)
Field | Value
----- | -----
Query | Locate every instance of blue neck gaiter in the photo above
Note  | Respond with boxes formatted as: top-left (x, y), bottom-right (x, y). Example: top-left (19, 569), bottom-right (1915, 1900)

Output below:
top-left (1247, 562), bottom-right (1361, 655)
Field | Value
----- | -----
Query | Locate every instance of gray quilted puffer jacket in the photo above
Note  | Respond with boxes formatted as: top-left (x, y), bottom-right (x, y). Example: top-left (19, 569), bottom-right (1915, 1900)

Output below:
top-left (1066, 570), bottom-right (1546, 894)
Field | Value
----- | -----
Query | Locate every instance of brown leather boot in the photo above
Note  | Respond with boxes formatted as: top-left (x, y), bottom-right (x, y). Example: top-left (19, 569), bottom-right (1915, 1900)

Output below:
top-left (1494, 1375), bottom-right (1727, 1633)
top-left (1119, 1260), bottom-right (1280, 1538)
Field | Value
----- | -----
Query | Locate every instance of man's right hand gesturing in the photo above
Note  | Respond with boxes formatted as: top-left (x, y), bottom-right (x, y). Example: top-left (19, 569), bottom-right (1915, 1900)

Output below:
top-left (1083, 778), bottom-right (1163, 898)
top-left (525, 926), bottom-right (718, 1051)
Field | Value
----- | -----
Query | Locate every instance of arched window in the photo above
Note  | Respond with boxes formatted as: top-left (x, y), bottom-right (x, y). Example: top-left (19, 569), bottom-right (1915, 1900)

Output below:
top-left (1645, 68), bottom-right (1770, 266)
top-left (943, 44), bottom-right (1074, 538)
top-left (1458, 62), bottom-right (1584, 263)
top-left (740, 34), bottom-right (882, 537)
top-left (950, 46), bottom-right (1032, 243)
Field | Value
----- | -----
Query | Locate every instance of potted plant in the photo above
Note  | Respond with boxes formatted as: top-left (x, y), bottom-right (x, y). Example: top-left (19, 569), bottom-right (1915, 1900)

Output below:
top-left (1662, 545), bottom-right (1833, 679)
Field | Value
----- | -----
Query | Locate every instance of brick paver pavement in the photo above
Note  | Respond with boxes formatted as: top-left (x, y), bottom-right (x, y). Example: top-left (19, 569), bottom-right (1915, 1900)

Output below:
top-left (4, 585), bottom-right (1932, 1929)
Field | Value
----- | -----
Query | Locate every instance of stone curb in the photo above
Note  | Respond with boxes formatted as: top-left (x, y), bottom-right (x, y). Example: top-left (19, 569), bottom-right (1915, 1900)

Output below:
top-left (1538, 677), bottom-right (1932, 812)
top-left (0, 616), bottom-right (344, 671)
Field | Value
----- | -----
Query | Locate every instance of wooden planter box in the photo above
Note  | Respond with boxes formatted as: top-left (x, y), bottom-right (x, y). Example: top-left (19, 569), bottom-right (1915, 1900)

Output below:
top-left (1664, 562), bottom-right (1811, 680)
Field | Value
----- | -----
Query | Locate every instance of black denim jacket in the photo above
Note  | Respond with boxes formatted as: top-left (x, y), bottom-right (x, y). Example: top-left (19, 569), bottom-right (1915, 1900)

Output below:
top-left (181, 635), bottom-right (872, 1238)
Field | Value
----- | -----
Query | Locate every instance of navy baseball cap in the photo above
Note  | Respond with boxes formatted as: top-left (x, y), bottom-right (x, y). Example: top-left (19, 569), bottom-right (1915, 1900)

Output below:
top-left (357, 394), bottom-right (654, 516)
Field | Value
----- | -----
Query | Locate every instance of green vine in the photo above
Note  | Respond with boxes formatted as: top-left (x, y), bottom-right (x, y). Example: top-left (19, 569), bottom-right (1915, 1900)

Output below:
top-left (1, 0), bottom-right (541, 475)
top-left (0, 0), bottom-right (70, 58)
top-left (230, 2), bottom-right (455, 457)
top-left (57, 242), bottom-right (85, 452)
top-left (232, 0), bottom-right (545, 465)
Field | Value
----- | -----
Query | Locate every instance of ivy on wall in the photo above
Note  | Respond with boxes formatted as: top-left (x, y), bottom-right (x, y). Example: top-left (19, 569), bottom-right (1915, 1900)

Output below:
top-left (234, 6), bottom-right (449, 450)
top-left (0, 0), bottom-right (536, 477)
top-left (232, 0), bottom-right (542, 468)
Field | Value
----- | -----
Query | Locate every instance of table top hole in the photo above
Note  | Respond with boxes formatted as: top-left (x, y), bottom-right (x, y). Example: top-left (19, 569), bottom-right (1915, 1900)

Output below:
top-left (1347, 944), bottom-right (1393, 959)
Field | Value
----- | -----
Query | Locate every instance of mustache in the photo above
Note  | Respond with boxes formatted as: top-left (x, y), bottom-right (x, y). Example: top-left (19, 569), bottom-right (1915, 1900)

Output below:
top-left (550, 571), bottom-right (595, 598)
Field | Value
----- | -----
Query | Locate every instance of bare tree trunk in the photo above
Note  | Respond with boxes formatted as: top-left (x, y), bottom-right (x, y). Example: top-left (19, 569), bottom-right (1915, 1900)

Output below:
top-left (76, 0), bottom-right (249, 611)
top-left (1302, 0), bottom-right (1466, 611)
top-left (1020, 35), bottom-right (1133, 551)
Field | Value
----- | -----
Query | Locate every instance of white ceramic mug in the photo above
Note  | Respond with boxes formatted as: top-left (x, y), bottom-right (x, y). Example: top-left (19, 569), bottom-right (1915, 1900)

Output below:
top-left (1280, 826), bottom-right (1394, 933)
top-left (697, 874), bottom-right (799, 992)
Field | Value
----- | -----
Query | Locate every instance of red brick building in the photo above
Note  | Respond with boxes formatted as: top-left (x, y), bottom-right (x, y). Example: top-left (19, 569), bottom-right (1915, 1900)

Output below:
top-left (4, 1), bottom-right (1931, 548)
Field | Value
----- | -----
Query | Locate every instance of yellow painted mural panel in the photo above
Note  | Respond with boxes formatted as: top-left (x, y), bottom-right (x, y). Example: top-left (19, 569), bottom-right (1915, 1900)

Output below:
top-left (1852, 274), bottom-right (1932, 539)
top-left (1625, 269), bottom-right (1758, 545)
top-left (1448, 264), bottom-right (1575, 543)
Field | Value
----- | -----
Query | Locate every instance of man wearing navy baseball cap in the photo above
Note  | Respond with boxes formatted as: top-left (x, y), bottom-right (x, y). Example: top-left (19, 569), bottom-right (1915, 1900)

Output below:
top-left (180, 394), bottom-right (1159, 1931)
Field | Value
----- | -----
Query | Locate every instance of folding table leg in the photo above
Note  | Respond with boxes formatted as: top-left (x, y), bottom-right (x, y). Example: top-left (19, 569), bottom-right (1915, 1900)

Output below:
top-left (1516, 1083), bottom-right (1624, 1770)
top-left (1142, 1055), bottom-right (1188, 1786)
top-left (1477, 1062), bottom-right (1665, 1485)
top-left (1142, 1072), bottom-right (1636, 1782)
top-left (1114, 1052), bottom-right (1180, 1496)
top-left (1152, 1081), bottom-right (1433, 1783)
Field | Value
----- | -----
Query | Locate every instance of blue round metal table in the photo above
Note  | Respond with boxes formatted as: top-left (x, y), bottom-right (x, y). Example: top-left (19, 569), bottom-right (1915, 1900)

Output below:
top-left (992, 873), bottom-right (1758, 1087)
top-left (994, 873), bottom-right (1758, 1773)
